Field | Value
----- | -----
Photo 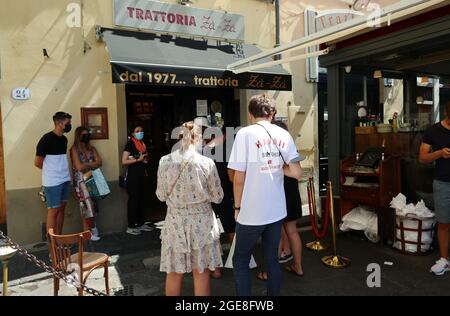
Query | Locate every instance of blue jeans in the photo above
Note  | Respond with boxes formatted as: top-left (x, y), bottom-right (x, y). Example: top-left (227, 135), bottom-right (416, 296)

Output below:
top-left (233, 220), bottom-right (283, 296)
top-left (44, 181), bottom-right (71, 209)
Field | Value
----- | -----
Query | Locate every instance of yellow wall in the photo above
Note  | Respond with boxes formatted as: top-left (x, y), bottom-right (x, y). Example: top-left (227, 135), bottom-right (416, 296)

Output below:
top-left (1, 0), bottom-right (116, 190)
top-left (0, 0), bottom-right (276, 192)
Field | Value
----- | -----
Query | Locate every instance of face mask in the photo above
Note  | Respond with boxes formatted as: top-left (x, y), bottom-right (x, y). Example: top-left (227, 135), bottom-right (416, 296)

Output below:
top-left (134, 132), bottom-right (144, 141)
top-left (80, 134), bottom-right (90, 144)
top-left (64, 124), bottom-right (72, 133)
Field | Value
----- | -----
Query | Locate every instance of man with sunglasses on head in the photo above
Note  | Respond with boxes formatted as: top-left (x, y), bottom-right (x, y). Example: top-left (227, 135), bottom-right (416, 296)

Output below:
top-left (35, 112), bottom-right (73, 235)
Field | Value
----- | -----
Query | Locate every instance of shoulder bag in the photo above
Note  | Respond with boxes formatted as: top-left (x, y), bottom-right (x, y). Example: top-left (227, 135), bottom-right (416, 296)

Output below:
top-left (167, 156), bottom-right (194, 198)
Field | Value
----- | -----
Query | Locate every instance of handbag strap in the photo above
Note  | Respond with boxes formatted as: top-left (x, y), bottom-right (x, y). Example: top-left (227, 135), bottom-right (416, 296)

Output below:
top-left (168, 155), bottom-right (194, 198)
top-left (256, 123), bottom-right (287, 165)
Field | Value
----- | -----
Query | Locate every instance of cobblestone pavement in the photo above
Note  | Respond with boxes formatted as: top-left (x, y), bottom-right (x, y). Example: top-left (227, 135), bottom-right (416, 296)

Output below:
top-left (2, 229), bottom-right (450, 296)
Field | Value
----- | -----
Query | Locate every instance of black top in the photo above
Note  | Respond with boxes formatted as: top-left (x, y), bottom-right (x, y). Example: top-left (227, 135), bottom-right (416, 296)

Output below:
top-left (422, 122), bottom-right (450, 182)
top-left (211, 139), bottom-right (233, 213)
top-left (36, 132), bottom-right (68, 156)
top-left (124, 140), bottom-right (148, 177)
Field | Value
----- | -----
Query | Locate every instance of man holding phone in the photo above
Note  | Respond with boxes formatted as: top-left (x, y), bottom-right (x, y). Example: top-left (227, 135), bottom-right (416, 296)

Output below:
top-left (419, 101), bottom-right (450, 275)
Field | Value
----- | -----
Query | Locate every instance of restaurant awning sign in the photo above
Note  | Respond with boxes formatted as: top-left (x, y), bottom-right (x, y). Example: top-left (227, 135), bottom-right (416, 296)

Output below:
top-left (114, 0), bottom-right (245, 42)
top-left (111, 63), bottom-right (292, 91)
top-left (304, 9), bottom-right (358, 82)
top-left (102, 28), bottom-right (292, 91)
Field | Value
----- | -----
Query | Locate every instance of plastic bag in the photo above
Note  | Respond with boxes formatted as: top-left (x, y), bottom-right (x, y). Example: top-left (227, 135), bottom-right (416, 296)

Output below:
top-left (84, 176), bottom-right (100, 198)
top-left (92, 168), bottom-right (111, 197)
top-left (224, 236), bottom-right (257, 269)
top-left (340, 206), bottom-right (379, 243)
top-left (340, 206), bottom-right (376, 231)
top-left (390, 193), bottom-right (407, 210)
top-left (216, 217), bottom-right (225, 234)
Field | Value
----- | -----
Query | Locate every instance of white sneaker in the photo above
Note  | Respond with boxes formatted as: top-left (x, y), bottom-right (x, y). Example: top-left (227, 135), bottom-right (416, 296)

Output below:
top-left (91, 227), bottom-right (99, 236)
top-left (90, 227), bottom-right (100, 241)
top-left (126, 227), bottom-right (142, 236)
top-left (137, 224), bottom-right (154, 232)
top-left (90, 233), bottom-right (101, 241)
top-left (430, 258), bottom-right (450, 275)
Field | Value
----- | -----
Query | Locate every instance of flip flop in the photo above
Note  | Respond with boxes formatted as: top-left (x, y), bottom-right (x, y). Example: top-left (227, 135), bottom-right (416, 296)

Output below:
top-left (211, 269), bottom-right (222, 279)
top-left (285, 265), bottom-right (304, 277)
top-left (257, 271), bottom-right (268, 281)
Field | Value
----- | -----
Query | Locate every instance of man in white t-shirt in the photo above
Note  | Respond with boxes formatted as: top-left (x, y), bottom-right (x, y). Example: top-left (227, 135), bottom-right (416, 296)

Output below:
top-left (228, 94), bottom-right (302, 296)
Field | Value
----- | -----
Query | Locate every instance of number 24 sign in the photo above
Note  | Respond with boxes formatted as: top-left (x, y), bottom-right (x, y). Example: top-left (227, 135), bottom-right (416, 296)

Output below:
top-left (11, 88), bottom-right (31, 100)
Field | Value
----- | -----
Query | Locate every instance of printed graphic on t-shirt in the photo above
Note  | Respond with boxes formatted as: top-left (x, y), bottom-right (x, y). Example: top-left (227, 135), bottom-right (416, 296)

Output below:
top-left (256, 137), bottom-right (286, 173)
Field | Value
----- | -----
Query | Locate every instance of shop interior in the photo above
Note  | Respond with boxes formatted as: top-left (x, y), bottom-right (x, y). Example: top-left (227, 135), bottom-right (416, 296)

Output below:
top-left (339, 32), bottom-right (450, 207)
top-left (319, 22), bottom-right (450, 239)
top-left (125, 84), bottom-right (239, 220)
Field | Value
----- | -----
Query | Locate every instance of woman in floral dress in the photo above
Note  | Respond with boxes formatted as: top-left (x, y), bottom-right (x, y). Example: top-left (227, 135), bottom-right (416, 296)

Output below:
top-left (71, 126), bottom-right (103, 241)
top-left (156, 121), bottom-right (224, 296)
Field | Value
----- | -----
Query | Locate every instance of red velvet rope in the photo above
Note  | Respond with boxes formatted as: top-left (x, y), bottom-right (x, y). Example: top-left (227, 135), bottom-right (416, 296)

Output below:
top-left (308, 184), bottom-right (330, 239)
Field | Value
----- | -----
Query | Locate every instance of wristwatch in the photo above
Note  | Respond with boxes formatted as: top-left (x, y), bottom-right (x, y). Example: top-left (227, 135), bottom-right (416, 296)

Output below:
top-left (233, 205), bottom-right (241, 211)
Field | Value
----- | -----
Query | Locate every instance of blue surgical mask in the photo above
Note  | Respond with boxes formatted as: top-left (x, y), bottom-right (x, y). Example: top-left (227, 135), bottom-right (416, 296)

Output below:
top-left (135, 132), bottom-right (144, 140)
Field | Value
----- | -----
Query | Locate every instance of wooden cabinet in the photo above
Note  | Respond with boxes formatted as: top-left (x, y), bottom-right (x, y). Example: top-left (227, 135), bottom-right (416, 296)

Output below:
top-left (355, 132), bottom-right (423, 158)
top-left (339, 155), bottom-right (401, 241)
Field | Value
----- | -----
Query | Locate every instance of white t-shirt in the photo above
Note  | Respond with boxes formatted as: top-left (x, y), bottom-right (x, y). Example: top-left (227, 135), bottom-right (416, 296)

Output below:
top-left (228, 120), bottom-right (300, 225)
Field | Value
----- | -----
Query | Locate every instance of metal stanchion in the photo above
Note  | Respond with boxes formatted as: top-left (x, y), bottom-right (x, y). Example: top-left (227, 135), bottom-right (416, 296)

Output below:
top-left (306, 178), bottom-right (329, 251)
top-left (0, 241), bottom-right (18, 296)
top-left (321, 181), bottom-right (350, 268)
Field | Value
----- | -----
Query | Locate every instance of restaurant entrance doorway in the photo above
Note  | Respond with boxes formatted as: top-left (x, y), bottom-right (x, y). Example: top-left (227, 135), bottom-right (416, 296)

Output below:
top-left (125, 85), bottom-right (239, 221)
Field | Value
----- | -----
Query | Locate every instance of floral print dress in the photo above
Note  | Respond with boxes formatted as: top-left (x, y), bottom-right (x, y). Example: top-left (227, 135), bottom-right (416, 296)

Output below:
top-left (73, 149), bottom-right (97, 219)
top-left (156, 147), bottom-right (224, 274)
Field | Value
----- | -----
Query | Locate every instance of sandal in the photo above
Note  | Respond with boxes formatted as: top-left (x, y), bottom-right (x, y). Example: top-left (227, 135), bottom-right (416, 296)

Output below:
top-left (211, 268), bottom-right (222, 279)
top-left (257, 271), bottom-right (268, 281)
top-left (285, 265), bottom-right (304, 277)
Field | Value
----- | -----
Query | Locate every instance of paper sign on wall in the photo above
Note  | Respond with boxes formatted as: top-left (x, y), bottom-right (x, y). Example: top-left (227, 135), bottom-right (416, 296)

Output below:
top-left (196, 100), bottom-right (208, 116)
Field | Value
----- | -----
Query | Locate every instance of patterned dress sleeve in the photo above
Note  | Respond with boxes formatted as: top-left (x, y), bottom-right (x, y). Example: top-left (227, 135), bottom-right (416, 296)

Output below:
top-left (156, 158), bottom-right (168, 202)
top-left (207, 161), bottom-right (224, 204)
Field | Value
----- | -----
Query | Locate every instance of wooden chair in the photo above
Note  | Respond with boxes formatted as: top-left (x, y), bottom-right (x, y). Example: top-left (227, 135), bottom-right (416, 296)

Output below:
top-left (48, 229), bottom-right (110, 296)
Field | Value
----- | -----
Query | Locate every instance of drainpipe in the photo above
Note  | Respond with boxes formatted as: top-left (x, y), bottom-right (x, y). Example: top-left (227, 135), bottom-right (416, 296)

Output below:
top-left (274, 0), bottom-right (281, 60)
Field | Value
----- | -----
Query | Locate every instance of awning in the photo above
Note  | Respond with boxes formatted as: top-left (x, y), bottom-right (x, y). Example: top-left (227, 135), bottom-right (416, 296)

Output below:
top-left (101, 28), bottom-right (292, 91)
top-left (226, 0), bottom-right (448, 73)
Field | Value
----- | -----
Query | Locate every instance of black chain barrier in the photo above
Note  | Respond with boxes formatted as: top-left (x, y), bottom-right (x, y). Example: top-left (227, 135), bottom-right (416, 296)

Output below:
top-left (0, 230), bottom-right (106, 296)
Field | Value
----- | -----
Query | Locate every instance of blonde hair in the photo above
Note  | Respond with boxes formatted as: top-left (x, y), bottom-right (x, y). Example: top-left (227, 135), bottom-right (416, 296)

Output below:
top-left (179, 121), bottom-right (202, 148)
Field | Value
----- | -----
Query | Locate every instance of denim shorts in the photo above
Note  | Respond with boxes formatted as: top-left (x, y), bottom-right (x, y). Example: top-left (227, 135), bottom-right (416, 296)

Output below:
top-left (433, 180), bottom-right (450, 224)
top-left (44, 181), bottom-right (71, 209)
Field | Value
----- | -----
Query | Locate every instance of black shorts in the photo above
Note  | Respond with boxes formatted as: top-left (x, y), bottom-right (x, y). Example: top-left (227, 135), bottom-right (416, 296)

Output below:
top-left (284, 177), bottom-right (302, 222)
